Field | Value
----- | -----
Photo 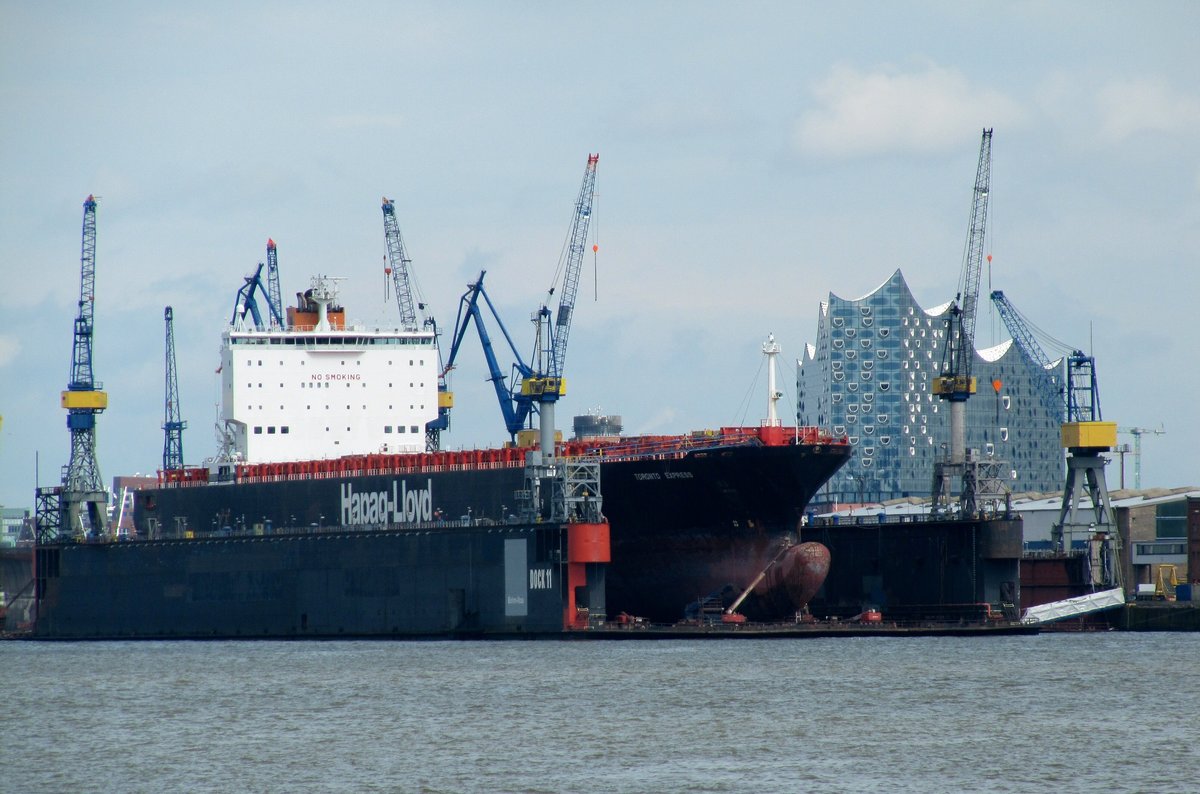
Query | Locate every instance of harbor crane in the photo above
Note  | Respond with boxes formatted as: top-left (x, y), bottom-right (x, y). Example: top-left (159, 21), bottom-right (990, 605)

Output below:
top-left (231, 256), bottom-right (284, 331)
top-left (265, 239), bottom-right (284, 330)
top-left (988, 290), bottom-right (1065, 420)
top-left (443, 153), bottom-right (599, 460)
top-left (162, 306), bottom-right (186, 472)
top-left (440, 154), bottom-right (599, 520)
top-left (381, 196), bottom-right (452, 450)
top-left (37, 195), bottom-right (109, 541)
top-left (525, 152), bottom-right (599, 461)
top-left (987, 289), bottom-right (1120, 584)
top-left (931, 129), bottom-right (993, 516)
top-left (382, 197), bottom-right (421, 332)
top-left (1054, 351), bottom-right (1120, 586)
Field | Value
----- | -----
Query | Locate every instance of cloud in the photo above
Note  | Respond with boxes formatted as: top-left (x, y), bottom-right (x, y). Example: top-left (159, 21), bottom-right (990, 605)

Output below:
top-left (1096, 78), bottom-right (1200, 142)
top-left (0, 335), bottom-right (19, 367)
top-left (793, 63), bottom-right (1024, 158)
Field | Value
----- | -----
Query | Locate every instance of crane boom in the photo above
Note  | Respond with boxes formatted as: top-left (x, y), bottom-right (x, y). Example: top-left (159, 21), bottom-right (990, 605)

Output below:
top-left (936, 128), bottom-right (992, 394)
top-left (989, 289), bottom-right (1064, 420)
top-left (549, 153), bottom-right (599, 380)
top-left (265, 238), bottom-right (284, 329)
top-left (70, 195), bottom-right (99, 391)
top-left (382, 197), bottom-right (419, 331)
top-left (958, 128), bottom-right (992, 358)
top-left (163, 306), bottom-right (186, 471)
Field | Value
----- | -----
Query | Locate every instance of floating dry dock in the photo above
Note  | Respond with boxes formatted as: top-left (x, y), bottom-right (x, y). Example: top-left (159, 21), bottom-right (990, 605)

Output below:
top-left (28, 517), bottom-right (1039, 640)
top-left (32, 519), bottom-right (607, 639)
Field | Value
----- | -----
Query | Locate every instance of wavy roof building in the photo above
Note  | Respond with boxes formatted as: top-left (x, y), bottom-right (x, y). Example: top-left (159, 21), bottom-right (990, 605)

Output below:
top-left (796, 270), bottom-right (1064, 507)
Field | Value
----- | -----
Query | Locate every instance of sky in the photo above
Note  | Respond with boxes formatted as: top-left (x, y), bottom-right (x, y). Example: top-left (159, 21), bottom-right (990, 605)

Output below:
top-left (2, 2), bottom-right (1198, 510)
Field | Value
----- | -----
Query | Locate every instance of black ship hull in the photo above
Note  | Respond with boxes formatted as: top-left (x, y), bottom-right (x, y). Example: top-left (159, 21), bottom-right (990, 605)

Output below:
top-left (133, 442), bottom-right (849, 624)
top-left (805, 515), bottom-right (1025, 621)
top-left (31, 437), bottom-right (851, 638)
top-left (33, 522), bottom-right (575, 638)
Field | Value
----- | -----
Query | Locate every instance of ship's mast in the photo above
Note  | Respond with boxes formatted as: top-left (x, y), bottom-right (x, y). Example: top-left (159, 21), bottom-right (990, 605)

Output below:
top-left (764, 333), bottom-right (782, 427)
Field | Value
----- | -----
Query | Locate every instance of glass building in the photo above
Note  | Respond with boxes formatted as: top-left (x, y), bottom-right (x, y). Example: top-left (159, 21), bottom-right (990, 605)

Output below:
top-left (797, 270), bottom-right (1064, 507)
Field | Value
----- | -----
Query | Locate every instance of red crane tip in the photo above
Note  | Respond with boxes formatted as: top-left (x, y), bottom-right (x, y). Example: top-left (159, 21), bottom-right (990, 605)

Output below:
top-left (267, 238), bottom-right (276, 248)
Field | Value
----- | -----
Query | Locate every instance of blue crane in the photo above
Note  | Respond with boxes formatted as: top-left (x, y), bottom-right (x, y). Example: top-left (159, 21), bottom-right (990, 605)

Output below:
top-left (989, 289), bottom-right (1065, 420)
top-left (162, 306), bottom-right (186, 472)
top-left (382, 197), bottom-right (420, 332)
top-left (444, 270), bottom-right (537, 440)
top-left (230, 261), bottom-right (282, 331)
top-left (59, 194), bottom-right (110, 537)
top-left (542, 152), bottom-right (599, 385)
top-left (442, 154), bottom-right (599, 454)
top-left (265, 239), bottom-right (284, 330)
top-left (381, 196), bottom-right (451, 450)
top-left (990, 286), bottom-right (1115, 554)
top-left (522, 153), bottom-right (599, 458)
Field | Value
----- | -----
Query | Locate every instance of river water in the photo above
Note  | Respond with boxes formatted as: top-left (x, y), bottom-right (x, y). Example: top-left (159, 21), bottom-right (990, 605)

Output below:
top-left (3, 634), bottom-right (1197, 792)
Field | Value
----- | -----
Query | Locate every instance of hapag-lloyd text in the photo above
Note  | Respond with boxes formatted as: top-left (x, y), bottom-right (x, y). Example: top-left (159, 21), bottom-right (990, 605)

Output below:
top-left (340, 479), bottom-right (432, 525)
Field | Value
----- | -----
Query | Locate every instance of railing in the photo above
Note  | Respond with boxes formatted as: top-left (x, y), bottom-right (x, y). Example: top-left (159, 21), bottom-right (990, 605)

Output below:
top-left (159, 425), bottom-right (848, 487)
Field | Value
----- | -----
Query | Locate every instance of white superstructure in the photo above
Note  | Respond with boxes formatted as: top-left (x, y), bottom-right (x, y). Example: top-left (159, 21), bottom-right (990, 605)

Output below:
top-left (220, 276), bottom-right (439, 463)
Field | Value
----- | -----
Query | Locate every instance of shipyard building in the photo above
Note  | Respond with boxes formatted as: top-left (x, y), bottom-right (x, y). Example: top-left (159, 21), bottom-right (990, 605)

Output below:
top-left (797, 270), bottom-right (1064, 507)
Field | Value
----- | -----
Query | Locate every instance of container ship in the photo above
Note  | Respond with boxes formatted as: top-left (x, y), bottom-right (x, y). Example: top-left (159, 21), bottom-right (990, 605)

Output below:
top-left (31, 272), bottom-right (850, 638)
top-left (32, 167), bottom-right (851, 637)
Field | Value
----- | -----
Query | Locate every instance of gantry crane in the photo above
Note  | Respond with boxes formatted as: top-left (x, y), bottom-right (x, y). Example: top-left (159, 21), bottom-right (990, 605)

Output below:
top-left (931, 129), bottom-right (993, 515)
top-left (1054, 352), bottom-right (1120, 586)
top-left (38, 195), bottom-right (110, 540)
top-left (381, 196), bottom-right (452, 450)
top-left (162, 306), bottom-right (186, 472)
